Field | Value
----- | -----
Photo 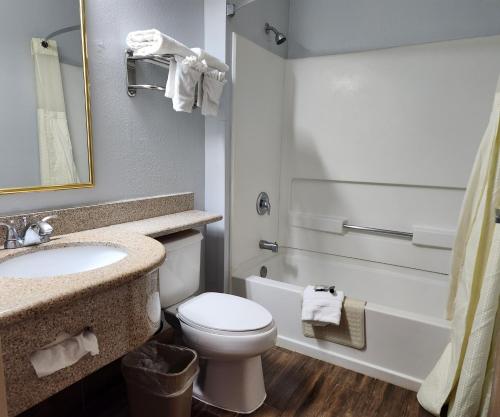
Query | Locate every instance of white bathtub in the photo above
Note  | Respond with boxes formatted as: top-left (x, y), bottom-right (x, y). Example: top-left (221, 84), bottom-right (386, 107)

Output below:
top-left (232, 248), bottom-right (451, 391)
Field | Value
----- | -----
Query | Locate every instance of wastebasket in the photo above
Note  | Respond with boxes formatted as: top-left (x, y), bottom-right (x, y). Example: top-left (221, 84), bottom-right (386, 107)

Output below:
top-left (122, 341), bottom-right (199, 417)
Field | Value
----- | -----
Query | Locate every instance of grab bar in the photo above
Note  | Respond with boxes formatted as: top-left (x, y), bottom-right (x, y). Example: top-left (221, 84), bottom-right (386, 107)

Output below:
top-left (343, 224), bottom-right (413, 239)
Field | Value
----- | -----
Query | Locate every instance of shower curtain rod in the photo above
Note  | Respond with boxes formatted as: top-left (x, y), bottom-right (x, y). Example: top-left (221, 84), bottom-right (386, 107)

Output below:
top-left (41, 25), bottom-right (80, 48)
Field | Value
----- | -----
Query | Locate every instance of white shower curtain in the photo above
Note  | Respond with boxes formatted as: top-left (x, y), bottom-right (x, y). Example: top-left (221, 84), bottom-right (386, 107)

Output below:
top-left (417, 80), bottom-right (500, 416)
top-left (31, 38), bottom-right (80, 185)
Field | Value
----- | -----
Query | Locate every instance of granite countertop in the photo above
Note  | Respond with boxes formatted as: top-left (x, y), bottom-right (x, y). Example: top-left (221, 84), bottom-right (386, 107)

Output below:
top-left (94, 209), bottom-right (222, 237)
top-left (0, 231), bottom-right (165, 328)
top-left (0, 209), bottom-right (222, 328)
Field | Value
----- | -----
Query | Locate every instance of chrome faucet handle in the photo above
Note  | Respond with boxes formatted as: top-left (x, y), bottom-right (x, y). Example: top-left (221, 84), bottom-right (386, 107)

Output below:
top-left (0, 221), bottom-right (22, 250)
top-left (37, 215), bottom-right (58, 242)
top-left (41, 215), bottom-right (58, 222)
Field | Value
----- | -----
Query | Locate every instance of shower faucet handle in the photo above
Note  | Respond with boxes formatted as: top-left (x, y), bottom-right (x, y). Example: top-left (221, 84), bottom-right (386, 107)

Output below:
top-left (256, 192), bottom-right (271, 216)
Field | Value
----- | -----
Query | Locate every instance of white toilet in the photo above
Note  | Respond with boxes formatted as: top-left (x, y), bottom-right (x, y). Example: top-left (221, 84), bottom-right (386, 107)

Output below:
top-left (157, 230), bottom-right (277, 414)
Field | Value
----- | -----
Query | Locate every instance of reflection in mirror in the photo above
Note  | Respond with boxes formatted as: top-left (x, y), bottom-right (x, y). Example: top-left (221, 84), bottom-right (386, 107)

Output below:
top-left (0, 0), bottom-right (93, 194)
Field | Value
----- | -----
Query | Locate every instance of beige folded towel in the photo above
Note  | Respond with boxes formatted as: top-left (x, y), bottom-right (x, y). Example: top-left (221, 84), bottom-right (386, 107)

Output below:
top-left (303, 297), bottom-right (366, 350)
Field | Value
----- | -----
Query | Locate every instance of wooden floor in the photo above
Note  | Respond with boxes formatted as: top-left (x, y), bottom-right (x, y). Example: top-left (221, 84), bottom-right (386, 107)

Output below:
top-left (192, 347), bottom-right (434, 417)
top-left (20, 346), bottom-right (436, 417)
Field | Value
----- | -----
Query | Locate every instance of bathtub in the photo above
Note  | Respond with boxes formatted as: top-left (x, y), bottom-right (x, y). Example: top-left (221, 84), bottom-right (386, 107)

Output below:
top-left (232, 248), bottom-right (451, 391)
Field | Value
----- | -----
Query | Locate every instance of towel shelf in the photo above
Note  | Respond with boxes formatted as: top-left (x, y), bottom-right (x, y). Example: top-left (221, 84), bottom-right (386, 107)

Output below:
top-left (126, 50), bottom-right (173, 97)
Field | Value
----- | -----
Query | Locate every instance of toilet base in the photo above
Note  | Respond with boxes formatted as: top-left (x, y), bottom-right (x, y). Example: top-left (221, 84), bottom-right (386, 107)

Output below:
top-left (193, 355), bottom-right (267, 414)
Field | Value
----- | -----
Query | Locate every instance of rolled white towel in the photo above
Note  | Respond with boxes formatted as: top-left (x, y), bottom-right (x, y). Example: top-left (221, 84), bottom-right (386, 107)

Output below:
top-left (173, 56), bottom-right (207, 113)
top-left (201, 69), bottom-right (227, 117)
top-left (301, 285), bottom-right (345, 326)
top-left (126, 29), bottom-right (192, 57)
top-left (191, 47), bottom-right (229, 72)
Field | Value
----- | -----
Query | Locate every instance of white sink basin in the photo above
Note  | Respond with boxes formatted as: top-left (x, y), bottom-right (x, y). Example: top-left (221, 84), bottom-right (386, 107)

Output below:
top-left (0, 245), bottom-right (128, 278)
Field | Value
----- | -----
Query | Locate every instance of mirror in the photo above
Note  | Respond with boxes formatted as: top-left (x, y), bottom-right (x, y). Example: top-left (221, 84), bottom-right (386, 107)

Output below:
top-left (0, 0), bottom-right (93, 195)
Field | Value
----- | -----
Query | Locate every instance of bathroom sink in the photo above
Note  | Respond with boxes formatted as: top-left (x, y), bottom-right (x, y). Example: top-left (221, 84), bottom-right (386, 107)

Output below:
top-left (0, 245), bottom-right (128, 278)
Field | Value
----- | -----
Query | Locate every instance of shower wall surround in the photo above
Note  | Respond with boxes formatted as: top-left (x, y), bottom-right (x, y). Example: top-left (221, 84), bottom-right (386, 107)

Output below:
top-left (231, 34), bottom-right (500, 275)
top-left (231, 34), bottom-right (285, 268)
top-left (279, 35), bottom-right (500, 274)
top-left (0, 0), bottom-right (206, 215)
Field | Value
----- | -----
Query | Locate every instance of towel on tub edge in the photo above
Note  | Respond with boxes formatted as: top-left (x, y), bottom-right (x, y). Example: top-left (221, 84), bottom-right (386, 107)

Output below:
top-left (301, 285), bottom-right (345, 326)
top-left (303, 297), bottom-right (367, 350)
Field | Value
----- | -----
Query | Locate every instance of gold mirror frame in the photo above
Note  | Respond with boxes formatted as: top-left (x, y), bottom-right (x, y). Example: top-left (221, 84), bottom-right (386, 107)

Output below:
top-left (0, 0), bottom-right (94, 195)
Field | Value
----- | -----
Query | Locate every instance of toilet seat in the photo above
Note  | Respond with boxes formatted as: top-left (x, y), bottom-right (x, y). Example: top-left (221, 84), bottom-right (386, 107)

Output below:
top-left (178, 317), bottom-right (276, 336)
top-left (179, 316), bottom-right (277, 359)
top-left (177, 292), bottom-right (273, 333)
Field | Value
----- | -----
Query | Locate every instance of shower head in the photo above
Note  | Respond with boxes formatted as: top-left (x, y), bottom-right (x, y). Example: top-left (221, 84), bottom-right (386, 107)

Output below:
top-left (265, 22), bottom-right (287, 45)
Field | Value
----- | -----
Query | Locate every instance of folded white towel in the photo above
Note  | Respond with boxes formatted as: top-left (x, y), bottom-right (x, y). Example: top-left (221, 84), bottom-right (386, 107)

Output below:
top-left (126, 29), bottom-right (192, 57)
top-left (173, 56), bottom-right (207, 113)
top-left (30, 329), bottom-right (99, 378)
top-left (165, 57), bottom-right (177, 99)
top-left (301, 285), bottom-right (345, 326)
top-left (191, 47), bottom-right (229, 72)
top-left (201, 69), bottom-right (227, 117)
top-left (195, 79), bottom-right (203, 108)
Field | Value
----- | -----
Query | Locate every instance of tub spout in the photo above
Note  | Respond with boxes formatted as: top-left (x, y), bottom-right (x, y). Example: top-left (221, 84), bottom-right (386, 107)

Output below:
top-left (259, 240), bottom-right (279, 253)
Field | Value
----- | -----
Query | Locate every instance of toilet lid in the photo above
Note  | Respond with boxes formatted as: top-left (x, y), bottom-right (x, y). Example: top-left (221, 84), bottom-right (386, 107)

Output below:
top-left (177, 293), bottom-right (273, 332)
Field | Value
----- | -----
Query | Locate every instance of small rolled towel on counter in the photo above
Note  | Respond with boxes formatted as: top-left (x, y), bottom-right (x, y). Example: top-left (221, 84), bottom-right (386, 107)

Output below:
top-left (30, 329), bottom-right (99, 378)
top-left (302, 285), bottom-right (345, 326)
top-left (191, 47), bottom-right (229, 72)
top-left (126, 29), bottom-right (192, 57)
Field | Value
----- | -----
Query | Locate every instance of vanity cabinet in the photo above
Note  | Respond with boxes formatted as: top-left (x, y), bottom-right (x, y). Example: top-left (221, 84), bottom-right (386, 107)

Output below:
top-left (0, 271), bottom-right (159, 417)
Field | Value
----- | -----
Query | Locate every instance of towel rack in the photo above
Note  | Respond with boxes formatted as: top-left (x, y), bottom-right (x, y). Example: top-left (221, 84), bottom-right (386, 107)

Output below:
top-left (126, 50), bottom-right (173, 97)
top-left (343, 223), bottom-right (413, 239)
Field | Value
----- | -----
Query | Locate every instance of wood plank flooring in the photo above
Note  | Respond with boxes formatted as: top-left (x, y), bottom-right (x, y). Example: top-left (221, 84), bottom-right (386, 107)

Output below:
top-left (19, 346), bottom-right (436, 417)
top-left (191, 347), bottom-right (434, 417)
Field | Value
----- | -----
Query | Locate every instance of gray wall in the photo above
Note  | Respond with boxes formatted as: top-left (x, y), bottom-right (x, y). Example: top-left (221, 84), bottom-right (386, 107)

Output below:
top-left (228, 0), bottom-right (290, 58)
top-left (288, 0), bottom-right (500, 58)
top-left (204, 0), bottom-right (230, 292)
top-left (0, 0), bottom-right (206, 214)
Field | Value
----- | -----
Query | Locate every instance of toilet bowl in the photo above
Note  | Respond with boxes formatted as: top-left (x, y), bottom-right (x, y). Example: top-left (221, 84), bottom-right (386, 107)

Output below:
top-left (157, 231), bottom-right (277, 414)
top-left (177, 292), bottom-right (277, 414)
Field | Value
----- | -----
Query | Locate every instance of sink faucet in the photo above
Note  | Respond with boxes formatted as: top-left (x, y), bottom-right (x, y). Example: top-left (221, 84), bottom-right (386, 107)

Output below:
top-left (0, 215), bottom-right (57, 249)
top-left (259, 240), bottom-right (279, 253)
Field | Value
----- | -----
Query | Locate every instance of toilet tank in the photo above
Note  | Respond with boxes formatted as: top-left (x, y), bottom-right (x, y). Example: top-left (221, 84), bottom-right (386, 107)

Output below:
top-left (156, 230), bottom-right (203, 308)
